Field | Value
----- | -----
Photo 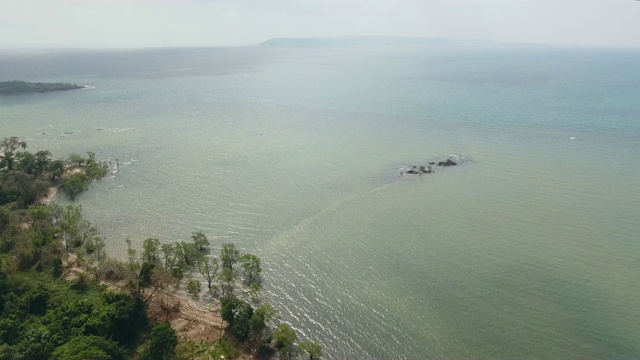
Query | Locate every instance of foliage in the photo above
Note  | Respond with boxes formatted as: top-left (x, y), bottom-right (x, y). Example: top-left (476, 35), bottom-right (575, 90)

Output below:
top-left (220, 294), bottom-right (239, 324)
top-left (239, 253), bottom-right (261, 284)
top-left (220, 267), bottom-right (234, 295)
top-left (273, 323), bottom-right (297, 357)
top-left (51, 335), bottom-right (125, 360)
top-left (191, 230), bottom-right (209, 251)
top-left (52, 257), bottom-right (63, 278)
top-left (299, 341), bottom-right (323, 360)
top-left (0, 137), bottom-right (109, 207)
top-left (48, 159), bottom-right (65, 182)
top-left (62, 172), bottom-right (90, 199)
top-left (231, 301), bottom-right (254, 341)
top-left (139, 322), bottom-right (178, 360)
top-left (0, 271), bottom-right (146, 359)
top-left (174, 339), bottom-right (207, 360)
top-left (0, 137), bottom-right (27, 171)
top-left (250, 303), bottom-right (275, 344)
top-left (67, 153), bottom-right (86, 168)
top-left (196, 255), bottom-right (219, 292)
top-left (220, 294), bottom-right (254, 341)
top-left (142, 237), bottom-right (160, 264)
top-left (2, 170), bottom-right (49, 206)
top-left (186, 278), bottom-right (202, 297)
top-left (95, 258), bottom-right (128, 282)
top-left (176, 241), bottom-right (201, 267)
top-left (60, 152), bottom-right (107, 199)
top-left (58, 204), bottom-right (82, 259)
top-left (220, 243), bottom-right (239, 269)
top-left (208, 337), bottom-right (238, 360)
top-left (250, 281), bottom-right (260, 304)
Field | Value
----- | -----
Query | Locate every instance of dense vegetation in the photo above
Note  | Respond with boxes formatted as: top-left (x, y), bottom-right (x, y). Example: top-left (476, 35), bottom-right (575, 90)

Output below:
top-left (0, 137), bottom-right (108, 205)
top-left (0, 137), bottom-right (322, 359)
top-left (0, 81), bottom-right (84, 95)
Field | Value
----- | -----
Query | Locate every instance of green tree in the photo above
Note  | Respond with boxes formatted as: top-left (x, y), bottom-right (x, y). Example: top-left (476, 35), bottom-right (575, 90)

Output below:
top-left (220, 267), bottom-right (234, 296)
top-left (196, 256), bottom-right (219, 292)
top-left (142, 237), bottom-right (160, 264)
top-left (4, 170), bottom-right (49, 206)
top-left (186, 279), bottom-right (201, 297)
top-left (220, 243), bottom-right (239, 270)
top-left (191, 230), bottom-right (209, 252)
top-left (273, 323), bottom-right (297, 358)
top-left (60, 204), bottom-right (82, 260)
top-left (14, 324), bottom-right (55, 359)
top-left (62, 172), bottom-right (90, 199)
top-left (0, 136), bottom-right (27, 171)
top-left (250, 303), bottom-right (275, 343)
top-left (250, 281), bottom-right (260, 304)
top-left (140, 322), bottom-right (178, 360)
top-left (125, 238), bottom-right (139, 276)
top-left (89, 236), bottom-right (106, 264)
top-left (77, 219), bottom-right (99, 248)
top-left (16, 151), bottom-right (37, 175)
top-left (34, 150), bottom-right (52, 176)
top-left (231, 301), bottom-right (253, 341)
top-left (239, 253), bottom-right (261, 284)
top-left (207, 337), bottom-right (238, 360)
top-left (220, 294), bottom-right (239, 324)
top-left (67, 153), bottom-right (86, 167)
top-left (86, 151), bottom-right (96, 165)
top-left (176, 241), bottom-right (201, 267)
top-left (90, 291), bottom-right (146, 345)
top-left (219, 294), bottom-right (254, 341)
top-left (83, 152), bottom-right (108, 180)
top-left (48, 159), bottom-right (65, 182)
top-left (299, 341), bottom-right (323, 360)
top-left (161, 243), bottom-right (177, 270)
top-left (52, 257), bottom-right (63, 278)
top-left (51, 335), bottom-right (125, 360)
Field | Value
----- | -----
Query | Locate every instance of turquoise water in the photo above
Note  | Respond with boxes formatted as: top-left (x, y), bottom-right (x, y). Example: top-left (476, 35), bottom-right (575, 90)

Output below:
top-left (1, 45), bottom-right (639, 359)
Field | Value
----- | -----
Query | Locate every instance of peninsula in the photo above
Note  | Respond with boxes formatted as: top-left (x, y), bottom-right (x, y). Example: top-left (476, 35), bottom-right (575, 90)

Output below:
top-left (0, 80), bottom-right (84, 95)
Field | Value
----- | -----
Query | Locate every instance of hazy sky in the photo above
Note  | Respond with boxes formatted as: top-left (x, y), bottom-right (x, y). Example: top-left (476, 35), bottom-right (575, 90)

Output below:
top-left (1, 0), bottom-right (639, 48)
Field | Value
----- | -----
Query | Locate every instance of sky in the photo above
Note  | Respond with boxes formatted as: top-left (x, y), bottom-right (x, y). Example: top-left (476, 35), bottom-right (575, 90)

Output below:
top-left (1, 0), bottom-right (639, 48)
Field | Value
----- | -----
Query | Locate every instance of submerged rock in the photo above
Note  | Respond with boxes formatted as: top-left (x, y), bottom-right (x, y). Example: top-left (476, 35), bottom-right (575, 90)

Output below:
top-left (401, 155), bottom-right (468, 177)
top-left (436, 159), bottom-right (457, 167)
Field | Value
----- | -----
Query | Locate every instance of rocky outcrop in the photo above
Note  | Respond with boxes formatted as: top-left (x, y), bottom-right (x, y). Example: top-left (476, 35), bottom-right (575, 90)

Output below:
top-left (401, 155), bottom-right (470, 177)
top-left (436, 159), bottom-right (457, 167)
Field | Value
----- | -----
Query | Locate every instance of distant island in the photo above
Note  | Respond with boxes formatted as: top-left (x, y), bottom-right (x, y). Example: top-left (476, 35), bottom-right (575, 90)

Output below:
top-left (0, 80), bottom-right (85, 95)
top-left (259, 35), bottom-right (487, 47)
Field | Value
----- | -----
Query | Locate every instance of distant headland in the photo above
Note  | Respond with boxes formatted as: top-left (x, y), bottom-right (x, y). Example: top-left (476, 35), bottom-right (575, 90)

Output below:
top-left (0, 80), bottom-right (85, 95)
top-left (259, 36), bottom-right (487, 47)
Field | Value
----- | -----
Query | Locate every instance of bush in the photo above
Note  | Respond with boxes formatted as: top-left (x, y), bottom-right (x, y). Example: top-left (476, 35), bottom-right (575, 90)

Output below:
top-left (96, 259), bottom-right (127, 282)
top-left (140, 322), bottom-right (178, 360)
top-left (209, 337), bottom-right (238, 359)
top-left (62, 173), bottom-right (90, 200)
top-left (51, 335), bottom-right (125, 360)
top-left (186, 279), bottom-right (201, 297)
top-left (52, 258), bottom-right (63, 278)
top-left (273, 323), bottom-right (297, 357)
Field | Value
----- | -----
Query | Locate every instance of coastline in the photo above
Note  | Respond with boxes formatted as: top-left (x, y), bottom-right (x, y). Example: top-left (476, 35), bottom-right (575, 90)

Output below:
top-left (38, 186), bottom-right (59, 205)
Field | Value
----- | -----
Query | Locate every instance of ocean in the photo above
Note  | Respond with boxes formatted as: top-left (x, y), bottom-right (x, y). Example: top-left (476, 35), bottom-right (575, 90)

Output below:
top-left (1, 45), bottom-right (639, 359)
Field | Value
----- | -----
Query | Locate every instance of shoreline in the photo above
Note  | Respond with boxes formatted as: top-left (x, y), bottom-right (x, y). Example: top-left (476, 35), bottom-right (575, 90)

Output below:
top-left (63, 253), bottom-right (227, 346)
top-left (38, 186), bottom-right (59, 205)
